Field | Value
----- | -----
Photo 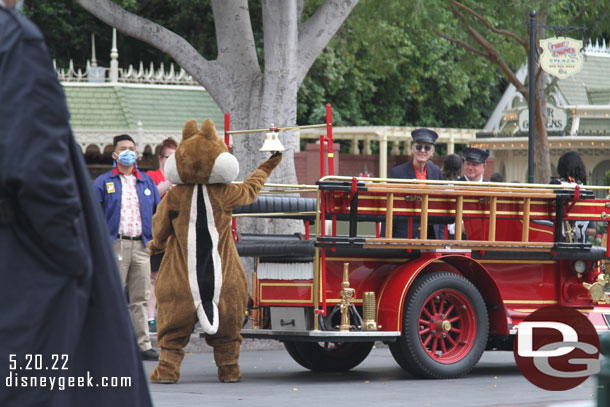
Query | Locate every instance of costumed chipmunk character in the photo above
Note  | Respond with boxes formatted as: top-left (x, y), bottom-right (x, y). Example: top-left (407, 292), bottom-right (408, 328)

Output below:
top-left (148, 118), bottom-right (281, 383)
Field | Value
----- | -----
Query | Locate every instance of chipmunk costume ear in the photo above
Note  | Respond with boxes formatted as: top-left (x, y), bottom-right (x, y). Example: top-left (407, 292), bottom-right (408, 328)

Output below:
top-left (200, 119), bottom-right (218, 140)
top-left (166, 118), bottom-right (239, 186)
top-left (182, 119), bottom-right (199, 141)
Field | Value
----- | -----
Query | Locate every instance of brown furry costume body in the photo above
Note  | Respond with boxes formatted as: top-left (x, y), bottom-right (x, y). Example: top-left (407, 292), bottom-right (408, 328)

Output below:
top-left (148, 119), bottom-right (281, 383)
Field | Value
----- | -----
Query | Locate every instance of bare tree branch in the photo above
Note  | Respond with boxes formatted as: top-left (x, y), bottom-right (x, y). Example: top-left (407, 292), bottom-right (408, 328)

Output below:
top-left (469, 28), bottom-right (526, 94)
top-left (296, 0), bottom-right (358, 86)
top-left (435, 30), bottom-right (487, 58)
top-left (447, 1), bottom-right (525, 94)
top-left (452, 0), bottom-right (527, 49)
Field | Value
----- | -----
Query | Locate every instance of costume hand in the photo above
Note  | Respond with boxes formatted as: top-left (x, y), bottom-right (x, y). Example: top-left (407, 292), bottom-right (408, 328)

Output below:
top-left (147, 240), bottom-right (156, 256)
top-left (258, 151), bottom-right (282, 174)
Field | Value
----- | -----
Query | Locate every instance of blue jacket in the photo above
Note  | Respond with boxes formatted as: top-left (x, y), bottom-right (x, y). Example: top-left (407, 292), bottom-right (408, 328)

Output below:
top-left (93, 167), bottom-right (160, 245)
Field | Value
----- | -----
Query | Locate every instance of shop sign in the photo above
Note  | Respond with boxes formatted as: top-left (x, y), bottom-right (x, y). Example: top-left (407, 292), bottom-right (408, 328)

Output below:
top-left (518, 105), bottom-right (567, 131)
top-left (539, 37), bottom-right (583, 79)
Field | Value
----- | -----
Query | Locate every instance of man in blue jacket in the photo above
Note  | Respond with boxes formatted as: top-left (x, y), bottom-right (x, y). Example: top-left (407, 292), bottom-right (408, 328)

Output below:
top-left (94, 135), bottom-right (160, 361)
top-left (0, 2), bottom-right (151, 406)
top-left (387, 128), bottom-right (443, 239)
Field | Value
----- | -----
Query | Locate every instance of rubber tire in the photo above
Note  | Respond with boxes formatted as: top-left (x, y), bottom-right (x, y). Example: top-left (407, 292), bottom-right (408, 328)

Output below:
top-left (284, 341), bottom-right (374, 372)
top-left (389, 272), bottom-right (488, 379)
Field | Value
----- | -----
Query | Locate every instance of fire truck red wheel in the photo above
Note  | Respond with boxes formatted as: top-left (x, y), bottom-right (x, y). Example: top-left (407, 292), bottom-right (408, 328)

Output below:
top-left (389, 272), bottom-right (488, 379)
top-left (284, 341), bottom-right (374, 372)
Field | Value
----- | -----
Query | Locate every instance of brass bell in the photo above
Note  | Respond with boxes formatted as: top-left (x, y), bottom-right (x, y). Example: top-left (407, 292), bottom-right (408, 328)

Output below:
top-left (260, 125), bottom-right (285, 153)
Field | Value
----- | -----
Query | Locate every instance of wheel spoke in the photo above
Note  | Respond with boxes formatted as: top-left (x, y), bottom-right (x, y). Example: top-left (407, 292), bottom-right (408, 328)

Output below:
top-left (440, 338), bottom-right (448, 353)
top-left (431, 337), bottom-right (439, 355)
top-left (437, 298), bottom-right (446, 314)
top-left (398, 274), bottom-right (487, 371)
top-left (444, 303), bottom-right (455, 316)
top-left (430, 298), bottom-right (437, 315)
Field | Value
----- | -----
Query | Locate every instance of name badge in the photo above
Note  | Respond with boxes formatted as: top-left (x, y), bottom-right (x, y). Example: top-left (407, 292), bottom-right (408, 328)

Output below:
top-left (106, 182), bottom-right (115, 194)
top-left (144, 188), bottom-right (152, 196)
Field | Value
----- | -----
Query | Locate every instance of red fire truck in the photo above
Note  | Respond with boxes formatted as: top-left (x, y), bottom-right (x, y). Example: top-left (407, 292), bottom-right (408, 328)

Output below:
top-left (225, 110), bottom-right (610, 379)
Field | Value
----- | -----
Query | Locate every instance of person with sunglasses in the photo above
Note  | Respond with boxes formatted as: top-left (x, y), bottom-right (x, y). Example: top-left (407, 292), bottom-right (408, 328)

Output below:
top-left (387, 128), bottom-right (443, 239)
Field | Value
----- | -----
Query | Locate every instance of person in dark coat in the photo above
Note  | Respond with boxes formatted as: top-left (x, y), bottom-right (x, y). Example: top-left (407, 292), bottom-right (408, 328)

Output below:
top-left (457, 147), bottom-right (489, 182)
top-left (0, 3), bottom-right (151, 406)
top-left (387, 128), bottom-right (443, 239)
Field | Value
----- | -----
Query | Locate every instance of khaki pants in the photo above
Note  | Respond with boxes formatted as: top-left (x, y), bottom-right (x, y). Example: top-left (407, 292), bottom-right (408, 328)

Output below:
top-left (113, 239), bottom-right (152, 351)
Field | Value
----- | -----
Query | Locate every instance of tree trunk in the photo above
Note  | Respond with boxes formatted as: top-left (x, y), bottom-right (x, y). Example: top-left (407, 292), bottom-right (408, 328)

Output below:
top-left (534, 92), bottom-right (551, 184)
top-left (533, 11), bottom-right (551, 184)
top-left (75, 0), bottom-right (357, 237)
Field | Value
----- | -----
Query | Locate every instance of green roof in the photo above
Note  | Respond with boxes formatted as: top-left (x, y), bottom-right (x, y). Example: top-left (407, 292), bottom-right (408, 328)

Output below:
top-left (579, 118), bottom-right (610, 131)
top-left (63, 84), bottom-right (224, 132)
top-left (557, 54), bottom-right (610, 105)
top-left (587, 88), bottom-right (610, 104)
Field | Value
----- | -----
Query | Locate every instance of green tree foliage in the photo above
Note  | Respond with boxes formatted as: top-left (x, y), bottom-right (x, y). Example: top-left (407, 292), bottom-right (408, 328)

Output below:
top-left (28, 0), bottom-right (608, 133)
top-left (24, 0), bottom-right (221, 69)
top-left (410, 0), bottom-right (608, 183)
top-left (27, 0), bottom-right (505, 130)
top-left (297, 0), bottom-right (507, 128)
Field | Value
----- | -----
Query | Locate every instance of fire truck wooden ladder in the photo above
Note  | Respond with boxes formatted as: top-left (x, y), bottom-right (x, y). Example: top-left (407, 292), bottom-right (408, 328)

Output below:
top-left (363, 182), bottom-right (558, 252)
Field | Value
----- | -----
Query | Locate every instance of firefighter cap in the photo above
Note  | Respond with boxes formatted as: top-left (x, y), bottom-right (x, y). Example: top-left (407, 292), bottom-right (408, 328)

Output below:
top-left (411, 128), bottom-right (438, 145)
top-left (462, 147), bottom-right (489, 163)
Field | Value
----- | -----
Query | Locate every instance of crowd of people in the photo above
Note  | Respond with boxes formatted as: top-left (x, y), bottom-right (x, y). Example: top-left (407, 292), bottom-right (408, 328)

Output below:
top-left (384, 128), bottom-right (593, 244)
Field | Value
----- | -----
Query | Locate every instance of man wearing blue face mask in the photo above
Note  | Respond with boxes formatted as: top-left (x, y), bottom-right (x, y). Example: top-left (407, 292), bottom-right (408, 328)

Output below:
top-left (94, 134), bottom-right (160, 361)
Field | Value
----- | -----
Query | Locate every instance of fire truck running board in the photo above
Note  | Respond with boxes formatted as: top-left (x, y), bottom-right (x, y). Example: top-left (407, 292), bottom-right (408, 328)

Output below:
top-left (238, 329), bottom-right (402, 342)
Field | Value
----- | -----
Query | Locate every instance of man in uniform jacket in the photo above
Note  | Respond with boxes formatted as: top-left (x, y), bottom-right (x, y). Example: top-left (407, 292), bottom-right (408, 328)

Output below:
top-left (457, 147), bottom-right (489, 182)
top-left (453, 147), bottom-right (490, 240)
top-left (386, 128), bottom-right (443, 239)
top-left (0, 2), bottom-right (151, 406)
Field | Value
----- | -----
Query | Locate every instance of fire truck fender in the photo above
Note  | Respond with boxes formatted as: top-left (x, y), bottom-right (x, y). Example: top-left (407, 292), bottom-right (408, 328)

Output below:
top-left (376, 255), bottom-right (508, 335)
top-left (440, 255), bottom-right (508, 335)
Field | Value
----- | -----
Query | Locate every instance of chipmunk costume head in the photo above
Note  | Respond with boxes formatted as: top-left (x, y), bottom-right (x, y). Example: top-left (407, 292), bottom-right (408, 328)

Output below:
top-left (165, 119), bottom-right (239, 187)
top-left (149, 118), bottom-right (281, 384)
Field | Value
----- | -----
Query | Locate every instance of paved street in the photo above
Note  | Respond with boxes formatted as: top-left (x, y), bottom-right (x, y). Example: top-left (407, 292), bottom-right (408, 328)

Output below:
top-left (143, 342), bottom-right (599, 407)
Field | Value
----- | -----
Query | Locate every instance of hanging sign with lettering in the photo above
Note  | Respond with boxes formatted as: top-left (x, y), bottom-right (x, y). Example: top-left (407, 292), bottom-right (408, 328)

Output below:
top-left (539, 37), bottom-right (584, 79)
